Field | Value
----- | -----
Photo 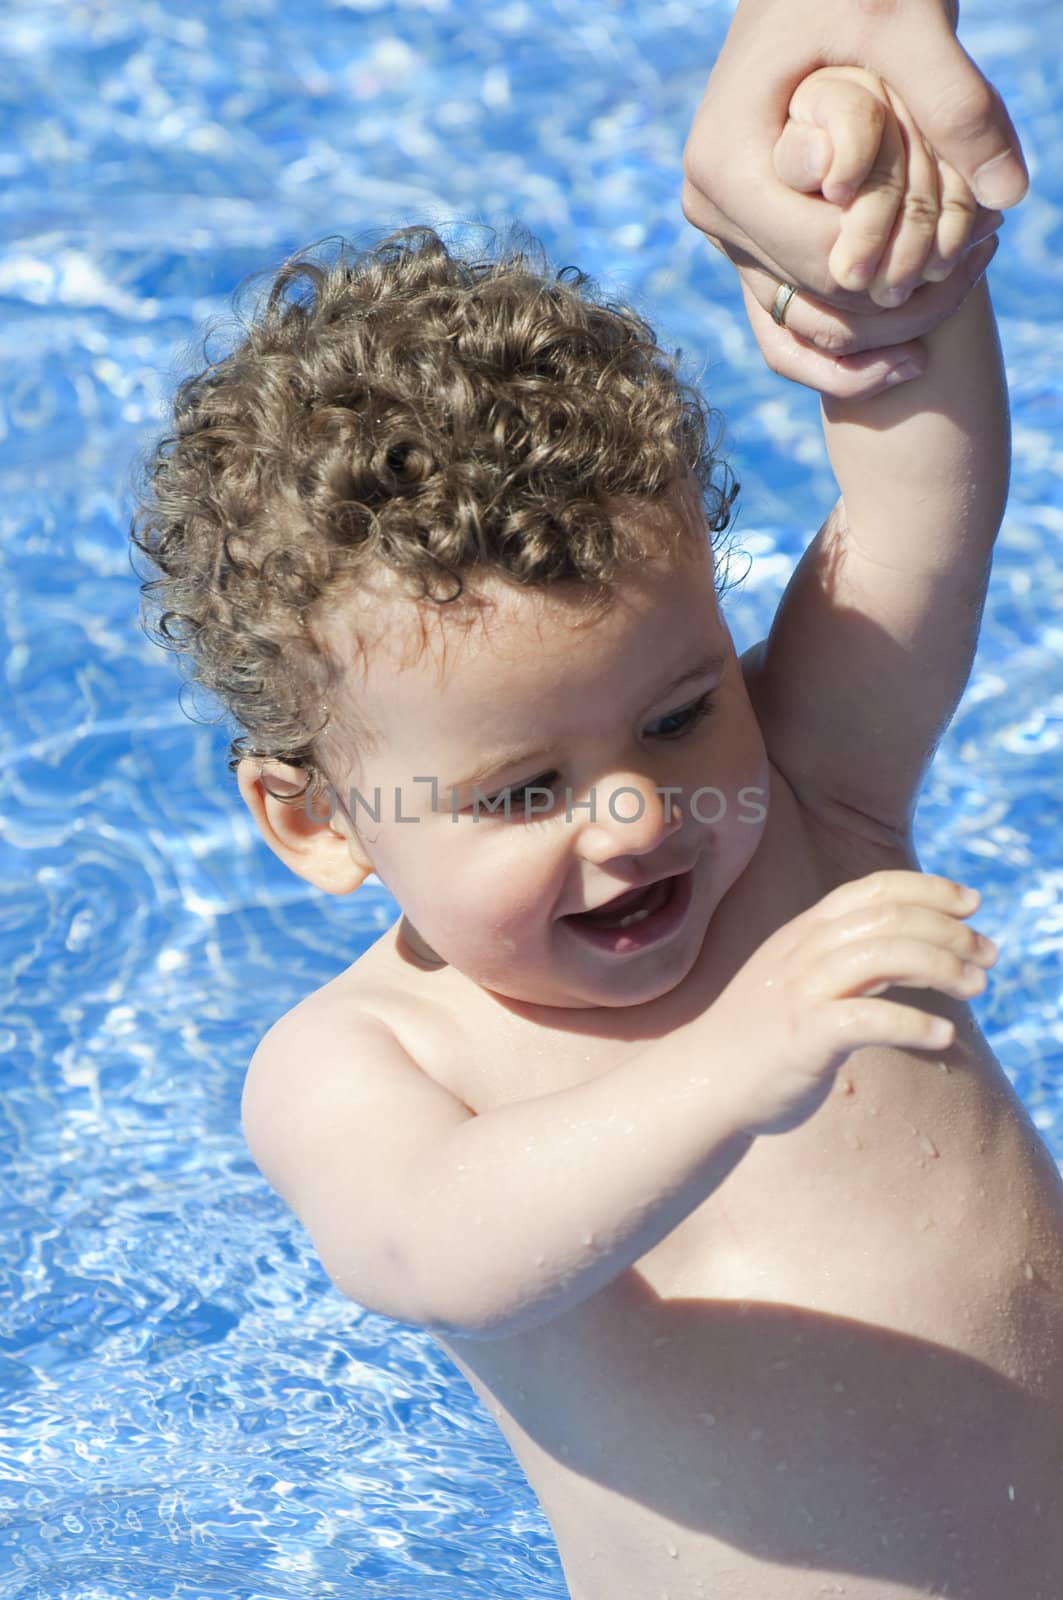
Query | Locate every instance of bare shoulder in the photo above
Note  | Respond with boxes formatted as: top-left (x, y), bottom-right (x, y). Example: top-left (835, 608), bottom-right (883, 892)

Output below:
top-left (240, 976), bottom-right (475, 1324)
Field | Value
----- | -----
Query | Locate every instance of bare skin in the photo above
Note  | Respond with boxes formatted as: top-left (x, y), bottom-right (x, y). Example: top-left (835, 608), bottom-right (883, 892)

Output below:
top-left (241, 549), bottom-right (1063, 1597)
top-left (235, 69), bottom-right (1061, 1600)
top-left (276, 692), bottom-right (1063, 1600)
top-left (681, 0), bottom-right (1028, 398)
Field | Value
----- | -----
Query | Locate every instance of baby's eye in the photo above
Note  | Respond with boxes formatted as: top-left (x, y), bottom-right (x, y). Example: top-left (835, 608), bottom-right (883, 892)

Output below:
top-left (647, 692), bottom-right (715, 739)
top-left (478, 772), bottom-right (560, 815)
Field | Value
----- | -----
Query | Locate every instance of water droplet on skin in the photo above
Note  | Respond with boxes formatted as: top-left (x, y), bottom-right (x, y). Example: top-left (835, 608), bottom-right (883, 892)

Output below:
top-left (666, 1539), bottom-right (679, 1558)
top-left (588, 1549), bottom-right (597, 1562)
top-left (917, 1215), bottom-right (934, 1231)
top-left (839, 1076), bottom-right (854, 1095)
top-left (938, 1059), bottom-right (951, 1074)
top-left (1008, 1483), bottom-right (1016, 1501)
top-left (771, 1358), bottom-right (792, 1370)
top-left (581, 1231), bottom-right (596, 1247)
top-left (833, 1381), bottom-right (846, 1393)
top-left (1024, 1261), bottom-right (1036, 1281)
top-left (844, 1132), bottom-right (863, 1150)
top-left (920, 1133), bottom-right (940, 1158)
top-left (776, 1459), bottom-right (789, 1472)
top-left (697, 1412), bottom-right (716, 1426)
top-left (750, 1427), bottom-right (763, 1442)
top-left (533, 1254), bottom-right (545, 1266)
top-left (653, 1335), bottom-right (672, 1348)
top-left (1023, 1207), bottom-right (1031, 1221)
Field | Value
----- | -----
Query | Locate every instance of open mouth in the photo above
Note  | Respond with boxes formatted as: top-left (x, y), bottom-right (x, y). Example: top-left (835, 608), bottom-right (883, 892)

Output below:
top-left (562, 869), bottom-right (694, 955)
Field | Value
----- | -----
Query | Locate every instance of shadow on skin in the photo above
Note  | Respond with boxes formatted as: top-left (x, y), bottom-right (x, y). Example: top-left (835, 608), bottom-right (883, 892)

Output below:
top-left (444, 1273), bottom-right (1061, 1595)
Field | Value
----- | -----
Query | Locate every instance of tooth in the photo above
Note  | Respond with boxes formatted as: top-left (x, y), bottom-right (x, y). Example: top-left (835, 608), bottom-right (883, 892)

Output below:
top-left (617, 907), bottom-right (652, 928)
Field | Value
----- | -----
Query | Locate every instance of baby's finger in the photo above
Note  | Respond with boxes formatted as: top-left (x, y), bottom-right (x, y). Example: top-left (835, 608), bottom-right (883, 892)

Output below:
top-left (773, 121), bottom-right (833, 194)
top-left (827, 997), bottom-right (955, 1052)
top-left (785, 68), bottom-right (887, 206)
top-left (829, 107), bottom-right (906, 293)
top-left (813, 870), bottom-right (980, 923)
top-left (799, 903), bottom-right (997, 970)
top-left (811, 937), bottom-right (988, 1003)
top-left (922, 159), bottom-right (981, 281)
top-left (868, 98), bottom-right (942, 306)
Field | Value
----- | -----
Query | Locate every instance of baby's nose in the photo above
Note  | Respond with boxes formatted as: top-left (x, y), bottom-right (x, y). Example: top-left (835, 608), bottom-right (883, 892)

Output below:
top-left (573, 771), bottom-right (682, 861)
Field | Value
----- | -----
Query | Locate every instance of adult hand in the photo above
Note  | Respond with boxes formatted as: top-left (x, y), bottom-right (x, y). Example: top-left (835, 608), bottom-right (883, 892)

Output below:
top-left (682, 0), bottom-right (1026, 397)
top-left (736, 233), bottom-right (998, 400)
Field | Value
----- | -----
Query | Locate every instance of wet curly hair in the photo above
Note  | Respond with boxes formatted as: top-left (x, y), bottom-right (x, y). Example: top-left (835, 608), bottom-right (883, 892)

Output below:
top-left (129, 224), bottom-right (738, 809)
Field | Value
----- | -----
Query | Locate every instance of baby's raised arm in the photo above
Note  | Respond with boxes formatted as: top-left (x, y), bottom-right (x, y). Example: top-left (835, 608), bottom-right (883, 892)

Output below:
top-left (734, 73), bottom-right (1008, 846)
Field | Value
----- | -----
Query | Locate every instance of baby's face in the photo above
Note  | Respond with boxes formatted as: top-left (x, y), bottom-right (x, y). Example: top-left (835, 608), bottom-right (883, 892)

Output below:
top-left (326, 496), bottom-right (769, 1009)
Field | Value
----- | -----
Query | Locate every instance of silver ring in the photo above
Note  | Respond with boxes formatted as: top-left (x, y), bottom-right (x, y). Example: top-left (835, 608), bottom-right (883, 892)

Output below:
top-left (770, 282), bottom-right (799, 328)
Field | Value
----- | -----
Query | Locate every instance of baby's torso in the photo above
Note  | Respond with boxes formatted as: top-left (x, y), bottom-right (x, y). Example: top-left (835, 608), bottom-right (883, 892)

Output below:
top-left (345, 770), bottom-right (1063, 1599)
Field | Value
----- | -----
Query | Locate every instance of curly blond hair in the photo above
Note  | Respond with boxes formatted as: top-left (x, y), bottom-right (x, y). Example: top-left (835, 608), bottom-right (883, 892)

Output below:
top-left (129, 225), bottom-right (737, 807)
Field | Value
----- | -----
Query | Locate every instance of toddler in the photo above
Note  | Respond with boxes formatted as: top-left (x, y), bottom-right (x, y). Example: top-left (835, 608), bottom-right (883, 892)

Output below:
top-left (132, 52), bottom-right (1063, 1600)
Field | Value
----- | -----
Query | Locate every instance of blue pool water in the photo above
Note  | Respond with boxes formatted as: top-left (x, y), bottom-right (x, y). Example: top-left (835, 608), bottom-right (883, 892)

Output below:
top-left (2, 1), bottom-right (1062, 1594)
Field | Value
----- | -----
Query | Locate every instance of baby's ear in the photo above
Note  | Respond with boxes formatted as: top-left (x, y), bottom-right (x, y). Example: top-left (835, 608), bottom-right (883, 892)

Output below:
top-left (236, 757), bottom-right (372, 895)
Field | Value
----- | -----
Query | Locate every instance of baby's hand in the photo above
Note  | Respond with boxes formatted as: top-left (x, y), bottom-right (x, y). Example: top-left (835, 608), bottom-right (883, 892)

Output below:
top-left (774, 66), bottom-right (993, 309)
top-left (709, 871), bottom-right (997, 1139)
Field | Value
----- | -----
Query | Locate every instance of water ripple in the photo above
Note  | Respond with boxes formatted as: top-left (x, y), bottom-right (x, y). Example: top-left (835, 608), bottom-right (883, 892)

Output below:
top-left (1, 0), bottom-right (1060, 1595)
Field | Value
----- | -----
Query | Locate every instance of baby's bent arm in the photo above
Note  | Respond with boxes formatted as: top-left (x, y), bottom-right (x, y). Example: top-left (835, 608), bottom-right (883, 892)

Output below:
top-left (242, 874), bottom-right (992, 1340)
top-left (241, 1006), bottom-right (755, 1341)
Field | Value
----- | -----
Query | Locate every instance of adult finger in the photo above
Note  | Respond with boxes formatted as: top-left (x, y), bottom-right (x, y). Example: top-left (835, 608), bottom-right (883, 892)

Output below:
top-left (867, 93), bottom-right (942, 306)
top-left (739, 278), bottom-right (927, 402)
top-left (828, 108), bottom-right (906, 293)
top-left (681, 0), bottom-right (1026, 322)
top-left (691, 188), bottom-right (997, 324)
top-left (738, 234), bottom-right (997, 375)
top-left (922, 159), bottom-right (982, 282)
top-left (855, 13), bottom-right (1028, 209)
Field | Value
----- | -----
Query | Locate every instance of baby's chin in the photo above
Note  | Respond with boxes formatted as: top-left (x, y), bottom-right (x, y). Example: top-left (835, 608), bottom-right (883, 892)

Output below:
top-left (398, 912), bottom-right (705, 1011)
top-left (475, 948), bottom-right (703, 1012)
